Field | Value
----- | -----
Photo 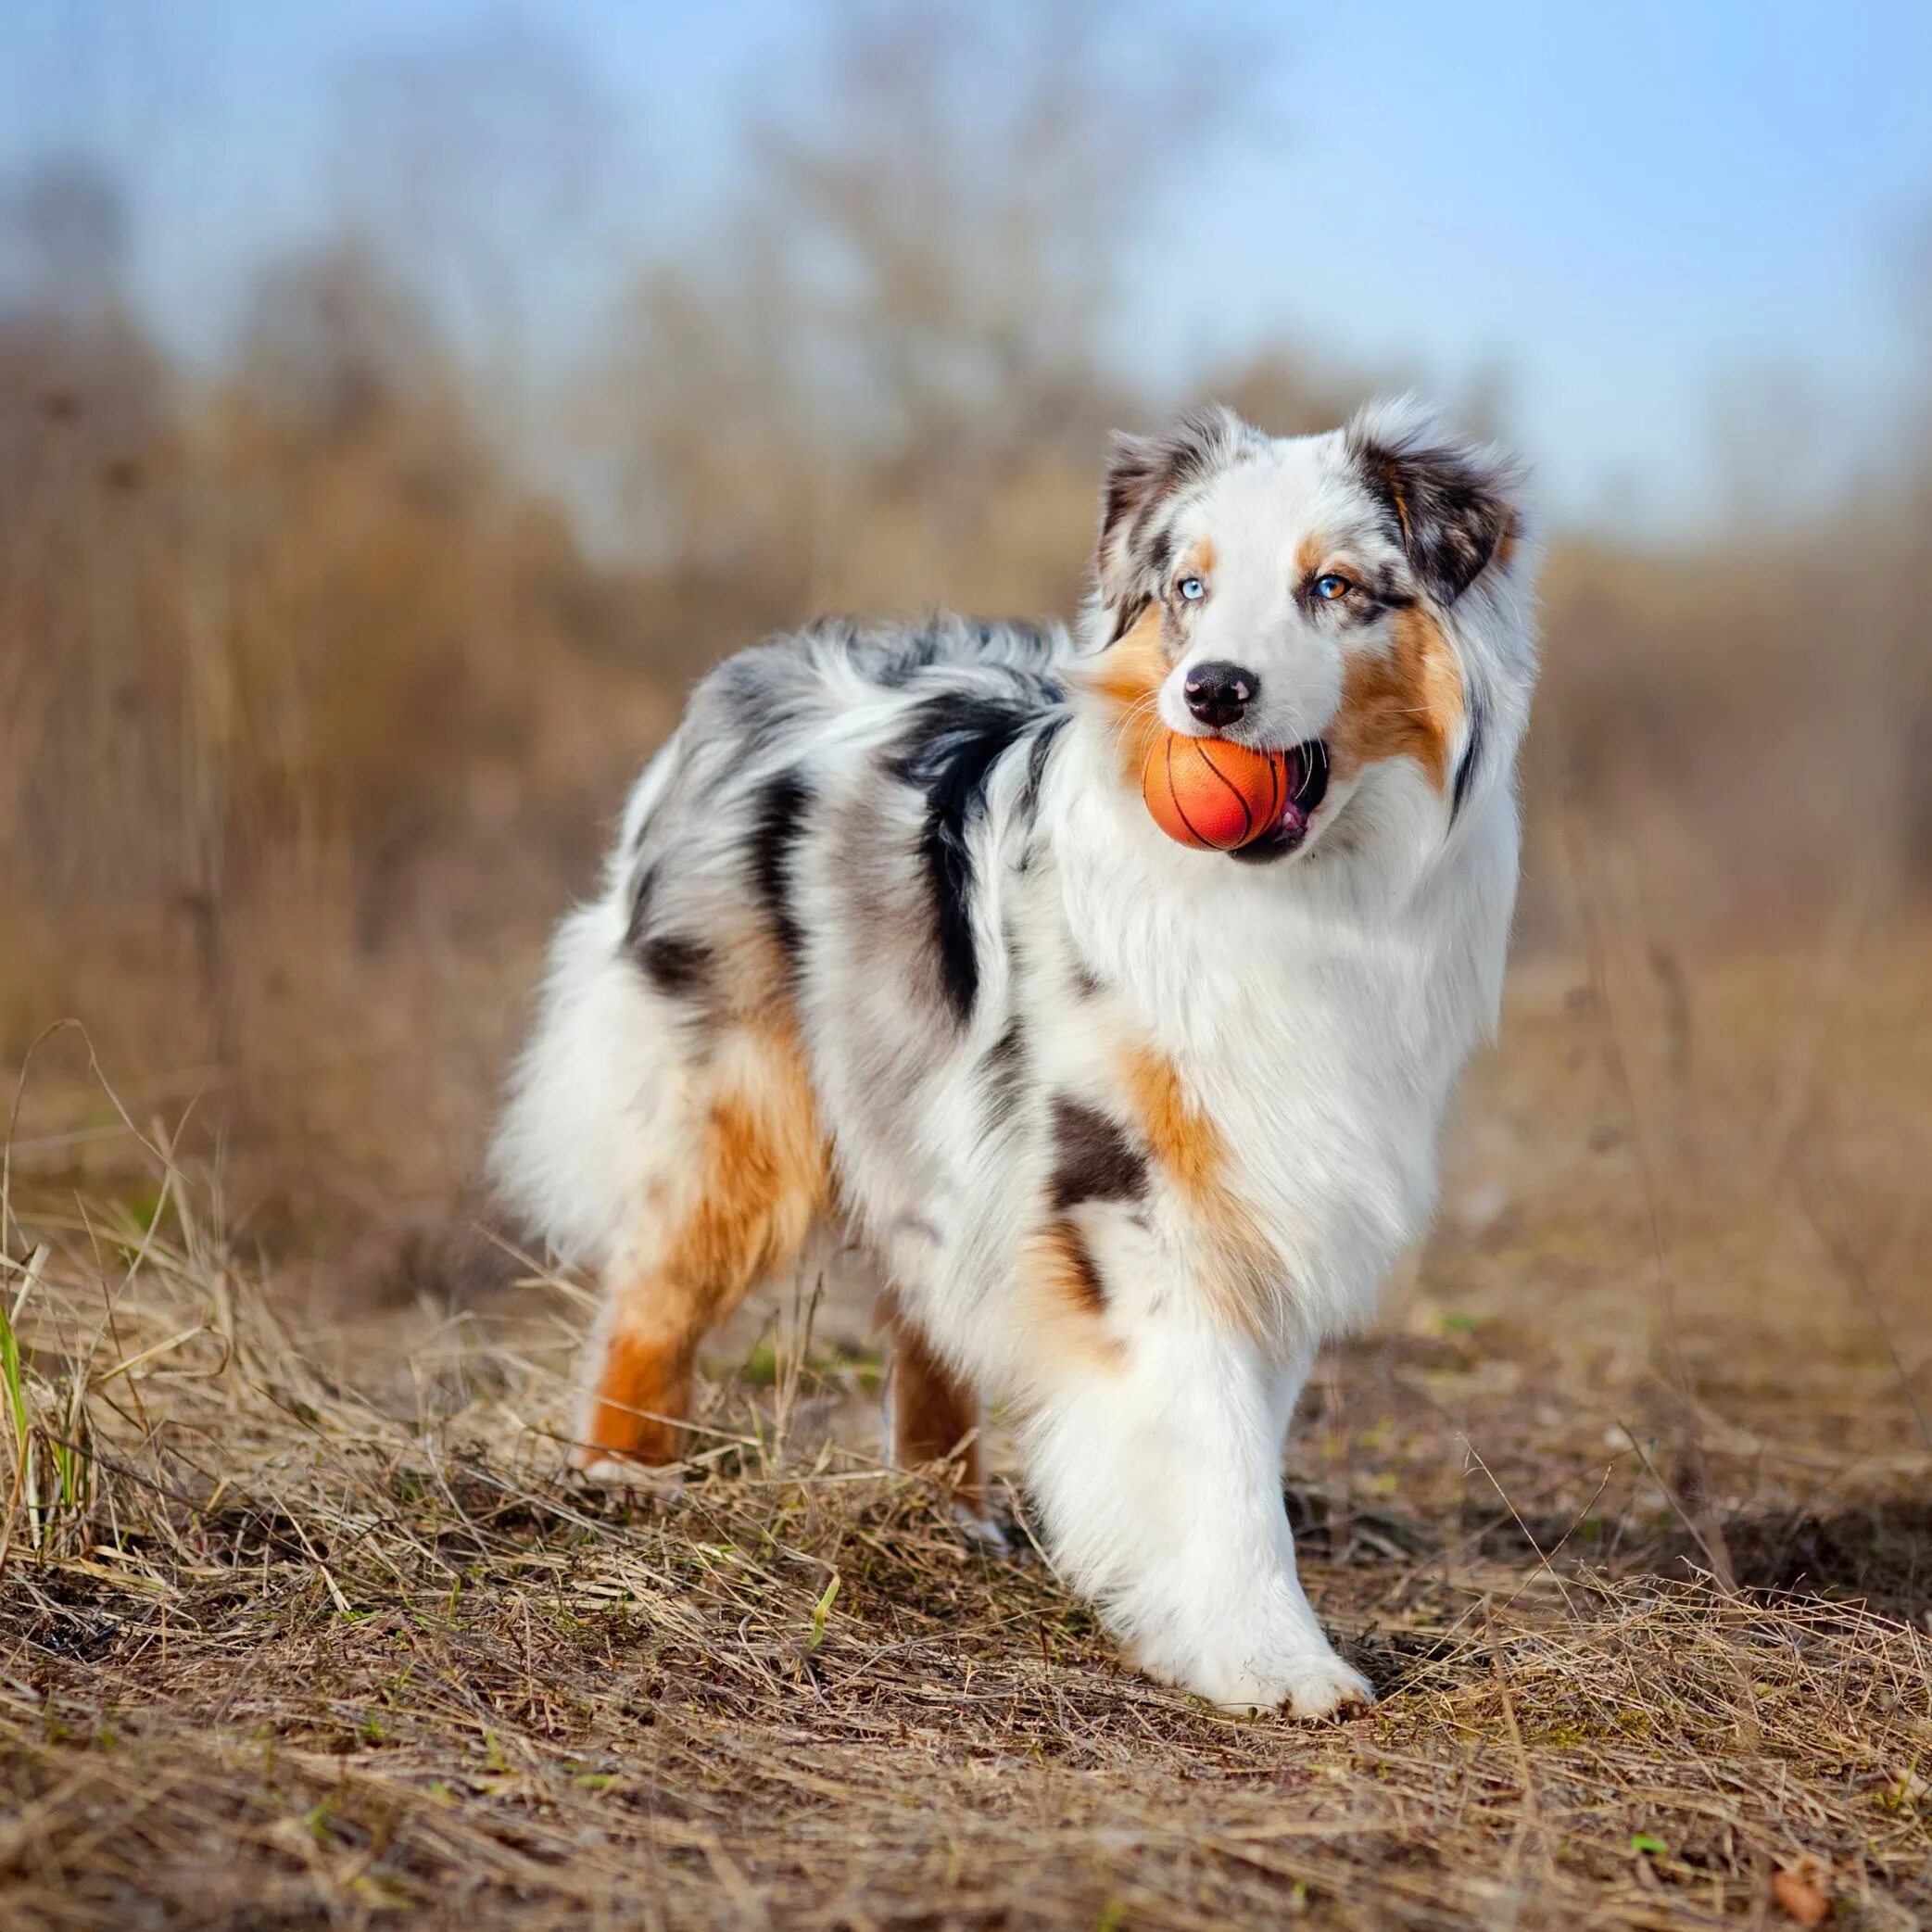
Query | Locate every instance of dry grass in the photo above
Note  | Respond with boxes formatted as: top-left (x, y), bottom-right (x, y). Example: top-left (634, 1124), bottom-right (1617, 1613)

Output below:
top-left (4, 934), bottom-right (1929, 1932)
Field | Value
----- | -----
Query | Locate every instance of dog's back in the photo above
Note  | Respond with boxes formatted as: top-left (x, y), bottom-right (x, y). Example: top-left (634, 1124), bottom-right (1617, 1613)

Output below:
top-left (491, 612), bottom-right (1072, 1270)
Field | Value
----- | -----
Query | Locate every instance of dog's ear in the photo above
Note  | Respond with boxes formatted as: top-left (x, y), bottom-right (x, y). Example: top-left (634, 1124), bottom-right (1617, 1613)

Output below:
top-left (1095, 404), bottom-right (1251, 632)
top-left (1345, 397), bottom-right (1527, 605)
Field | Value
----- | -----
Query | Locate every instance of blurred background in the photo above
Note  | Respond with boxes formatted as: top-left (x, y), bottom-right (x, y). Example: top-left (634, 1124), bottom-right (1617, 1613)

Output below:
top-left (3, 0), bottom-right (1929, 1326)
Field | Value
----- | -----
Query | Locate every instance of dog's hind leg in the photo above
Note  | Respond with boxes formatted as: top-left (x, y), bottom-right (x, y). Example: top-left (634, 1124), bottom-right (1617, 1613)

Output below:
top-left (492, 843), bottom-right (831, 1475)
top-left (880, 1297), bottom-right (992, 1526)
top-left (575, 1022), bottom-right (827, 1473)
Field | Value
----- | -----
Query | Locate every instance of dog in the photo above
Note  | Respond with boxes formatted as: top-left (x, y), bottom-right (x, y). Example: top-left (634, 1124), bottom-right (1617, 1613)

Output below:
top-left (492, 398), bottom-right (1537, 1714)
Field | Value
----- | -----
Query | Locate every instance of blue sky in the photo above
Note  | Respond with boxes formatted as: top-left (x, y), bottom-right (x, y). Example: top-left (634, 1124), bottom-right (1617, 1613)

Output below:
top-left (4, 0), bottom-right (1929, 537)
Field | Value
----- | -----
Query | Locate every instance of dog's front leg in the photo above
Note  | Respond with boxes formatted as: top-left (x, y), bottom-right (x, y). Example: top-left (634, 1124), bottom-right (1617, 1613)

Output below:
top-left (1022, 1321), bottom-right (1371, 1716)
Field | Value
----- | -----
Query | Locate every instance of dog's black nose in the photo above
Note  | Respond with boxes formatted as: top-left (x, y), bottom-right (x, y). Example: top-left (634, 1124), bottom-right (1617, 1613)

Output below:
top-left (1183, 661), bottom-right (1258, 730)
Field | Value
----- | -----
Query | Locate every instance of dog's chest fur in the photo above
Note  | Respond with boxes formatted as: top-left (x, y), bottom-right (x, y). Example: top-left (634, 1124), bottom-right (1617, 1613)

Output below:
top-left (1006, 744), bottom-right (1513, 1345)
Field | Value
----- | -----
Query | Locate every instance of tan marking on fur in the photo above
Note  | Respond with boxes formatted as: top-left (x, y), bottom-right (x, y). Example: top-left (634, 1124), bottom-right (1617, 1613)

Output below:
top-left (579, 1326), bottom-right (693, 1467)
top-left (663, 1070), bottom-right (823, 1292)
top-left (1046, 1216), bottom-right (1109, 1314)
top-left (1330, 605), bottom-right (1464, 791)
top-left (1013, 1219), bottom-right (1126, 1373)
top-left (1181, 534), bottom-right (1218, 582)
top-left (573, 1009), bottom-right (828, 1471)
top-left (1084, 601), bottom-right (1170, 788)
top-left (1493, 513), bottom-right (1521, 575)
top-left (885, 1307), bottom-right (987, 1509)
top-left (1122, 1044), bottom-right (1223, 1198)
top-left (1120, 1044), bottom-right (1272, 1335)
top-left (1294, 531), bottom-right (1326, 581)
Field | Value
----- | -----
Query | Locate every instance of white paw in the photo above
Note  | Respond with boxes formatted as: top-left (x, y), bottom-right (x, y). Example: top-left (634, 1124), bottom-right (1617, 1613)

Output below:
top-left (1135, 1630), bottom-right (1374, 1718)
top-left (1263, 1649), bottom-right (1375, 1721)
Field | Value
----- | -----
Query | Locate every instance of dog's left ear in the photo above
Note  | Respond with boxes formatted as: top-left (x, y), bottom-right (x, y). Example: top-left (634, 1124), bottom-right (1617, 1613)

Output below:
top-left (1345, 398), bottom-right (1526, 605)
top-left (1095, 403), bottom-right (1252, 631)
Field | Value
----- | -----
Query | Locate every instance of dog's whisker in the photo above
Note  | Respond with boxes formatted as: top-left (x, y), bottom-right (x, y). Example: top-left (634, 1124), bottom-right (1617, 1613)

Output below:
top-left (1107, 693), bottom-right (1162, 760)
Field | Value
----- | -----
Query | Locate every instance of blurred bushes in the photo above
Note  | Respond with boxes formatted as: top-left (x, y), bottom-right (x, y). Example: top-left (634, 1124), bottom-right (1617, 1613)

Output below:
top-left (0, 238), bottom-right (671, 1219)
top-left (2, 4), bottom-right (1927, 1239)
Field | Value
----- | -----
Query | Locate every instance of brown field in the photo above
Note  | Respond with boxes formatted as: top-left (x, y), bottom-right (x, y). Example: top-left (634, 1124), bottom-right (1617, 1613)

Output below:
top-left (3, 915), bottom-right (1928, 1930)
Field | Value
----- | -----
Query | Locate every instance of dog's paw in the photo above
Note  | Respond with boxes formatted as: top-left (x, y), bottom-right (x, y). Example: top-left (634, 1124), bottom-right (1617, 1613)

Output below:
top-left (1267, 1650), bottom-right (1375, 1722)
top-left (1135, 1628), bottom-right (1375, 1718)
top-left (1191, 1649), bottom-right (1374, 1719)
top-left (952, 1503), bottom-right (1013, 1553)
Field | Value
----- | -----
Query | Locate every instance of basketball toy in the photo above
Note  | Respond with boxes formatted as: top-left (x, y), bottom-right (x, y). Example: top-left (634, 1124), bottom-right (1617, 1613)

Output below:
top-left (1141, 731), bottom-right (1288, 852)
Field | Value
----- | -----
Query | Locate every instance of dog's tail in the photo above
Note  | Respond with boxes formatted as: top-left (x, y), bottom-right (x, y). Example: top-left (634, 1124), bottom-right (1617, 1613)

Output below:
top-left (488, 730), bottom-right (688, 1270)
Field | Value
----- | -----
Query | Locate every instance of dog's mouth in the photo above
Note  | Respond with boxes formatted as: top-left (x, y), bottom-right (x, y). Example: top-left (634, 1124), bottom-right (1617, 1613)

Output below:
top-left (1232, 739), bottom-right (1331, 865)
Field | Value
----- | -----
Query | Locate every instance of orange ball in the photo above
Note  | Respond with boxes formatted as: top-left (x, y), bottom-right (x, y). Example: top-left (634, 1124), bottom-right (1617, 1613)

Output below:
top-left (1141, 731), bottom-right (1289, 852)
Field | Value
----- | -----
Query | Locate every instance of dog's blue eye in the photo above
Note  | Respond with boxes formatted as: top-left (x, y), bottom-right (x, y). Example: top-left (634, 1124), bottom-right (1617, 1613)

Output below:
top-left (1178, 576), bottom-right (1206, 601)
top-left (1314, 574), bottom-right (1352, 601)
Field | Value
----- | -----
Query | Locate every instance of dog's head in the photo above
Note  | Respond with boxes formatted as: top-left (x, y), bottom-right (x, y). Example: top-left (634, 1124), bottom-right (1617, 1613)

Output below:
top-left (1083, 397), bottom-right (1535, 866)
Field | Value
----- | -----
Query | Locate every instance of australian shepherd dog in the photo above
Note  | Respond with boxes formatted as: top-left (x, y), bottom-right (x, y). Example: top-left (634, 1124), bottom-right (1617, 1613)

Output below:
top-left (492, 398), bottom-right (1538, 1714)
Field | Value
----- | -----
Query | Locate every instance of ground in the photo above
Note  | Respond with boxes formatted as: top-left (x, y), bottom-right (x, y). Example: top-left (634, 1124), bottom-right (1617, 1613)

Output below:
top-left (1, 930), bottom-right (1927, 1930)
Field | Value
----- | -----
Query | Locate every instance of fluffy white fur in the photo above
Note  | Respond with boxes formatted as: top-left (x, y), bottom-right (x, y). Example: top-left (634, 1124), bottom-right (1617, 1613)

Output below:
top-left (493, 398), bottom-right (1538, 1714)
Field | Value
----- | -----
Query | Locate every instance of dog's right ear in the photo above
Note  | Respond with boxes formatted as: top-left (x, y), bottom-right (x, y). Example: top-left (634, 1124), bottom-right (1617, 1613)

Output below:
top-left (1095, 404), bottom-right (1252, 638)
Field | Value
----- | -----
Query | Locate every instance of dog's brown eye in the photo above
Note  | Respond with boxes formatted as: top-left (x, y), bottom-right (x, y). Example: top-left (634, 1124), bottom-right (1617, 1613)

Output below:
top-left (1313, 574), bottom-right (1352, 601)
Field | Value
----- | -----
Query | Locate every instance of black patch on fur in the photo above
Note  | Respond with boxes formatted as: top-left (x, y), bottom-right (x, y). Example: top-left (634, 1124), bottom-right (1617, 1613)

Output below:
top-left (639, 932), bottom-right (712, 1000)
top-left (1101, 407), bottom-right (1241, 549)
top-left (749, 770), bottom-right (813, 982)
top-left (979, 1015), bottom-right (1030, 1130)
top-left (1018, 712), bottom-right (1068, 828)
top-left (625, 866), bottom-right (716, 1004)
top-left (1451, 688), bottom-right (1484, 819)
top-left (1068, 953), bottom-right (1105, 999)
top-left (1049, 1095), bottom-right (1147, 1212)
top-left (890, 692), bottom-right (1034, 1021)
top-left (978, 921), bottom-right (1035, 1130)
